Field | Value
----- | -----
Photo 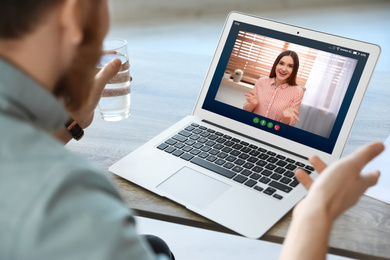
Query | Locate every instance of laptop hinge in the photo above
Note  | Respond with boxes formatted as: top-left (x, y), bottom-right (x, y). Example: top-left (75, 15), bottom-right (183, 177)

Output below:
top-left (202, 119), bottom-right (308, 161)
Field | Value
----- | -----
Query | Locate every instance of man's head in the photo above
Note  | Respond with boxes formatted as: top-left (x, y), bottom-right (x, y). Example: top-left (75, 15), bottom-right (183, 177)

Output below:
top-left (0, 0), bottom-right (110, 112)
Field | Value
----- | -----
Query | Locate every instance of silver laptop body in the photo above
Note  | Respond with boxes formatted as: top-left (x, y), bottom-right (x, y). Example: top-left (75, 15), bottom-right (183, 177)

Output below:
top-left (110, 12), bottom-right (380, 238)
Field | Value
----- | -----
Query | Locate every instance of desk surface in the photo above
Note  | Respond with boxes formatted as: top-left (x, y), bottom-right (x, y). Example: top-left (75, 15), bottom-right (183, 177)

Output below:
top-left (66, 49), bottom-right (390, 260)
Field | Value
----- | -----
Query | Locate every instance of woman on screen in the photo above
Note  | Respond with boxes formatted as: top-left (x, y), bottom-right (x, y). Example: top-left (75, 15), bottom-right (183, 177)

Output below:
top-left (243, 50), bottom-right (304, 126)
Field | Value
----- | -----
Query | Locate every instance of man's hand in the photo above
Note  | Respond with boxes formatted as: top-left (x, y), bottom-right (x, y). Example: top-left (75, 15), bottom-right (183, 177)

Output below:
top-left (69, 58), bottom-right (122, 129)
top-left (280, 142), bottom-right (384, 260)
top-left (295, 142), bottom-right (384, 222)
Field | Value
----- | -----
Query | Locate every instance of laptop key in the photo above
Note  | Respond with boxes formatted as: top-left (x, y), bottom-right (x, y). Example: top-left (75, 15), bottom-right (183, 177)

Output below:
top-left (250, 173), bottom-right (261, 180)
top-left (157, 143), bottom-right (169, 150)
top-left (264, 187), bottom-right (276, 196)
top-left (224, 141), bottom-right (234, 147)
top-left (215, 159), bottom-right (226, 165)
top-left (265, 164), bottom-right (277, 170)
top-left (232, 166), bottom-right (243, 173)
top-left (286, 158), bottom-right (295, 163)
top-left (190, 149), bottom-right (201, 155)
top-left (252, 166), bottom-right (263, 173)
top-left (276, 160), bottom-right (287, 167)
top-left (261, 169), bottom-right (272, 176)
top-left (214, 144), bottom-right (224, 150)
top-left (260, 177), bottom-right (271, 184)
top-left (165, 146), bottom-right (176, 153)
top-left (245, 179), bottom-right (257, 187)
top-left (233, 175), bottom-right (248, 183)
top-left (270, 173), bottom-right (282, 180)
top-left (165, 139), bottom-right (177, 145)
top-left (289, 178), bottom-right (300, 187)
top-left (238, 153), bottom-right (249, 160)
top-left (234, 159), bottom-right (245, 166)
top-left (256, 160), bottom-right (267, 167)
top-left (295, 162), bottom-right (305, 167)
top-left (206, 155), bottom-right (217, 162)
top-left (191, 157), bottom-right (236, 179)
top-left (286, 164), bottom-right (297, 170)
top-left (172, 135), bottom-right (186, 142)
top-left (305, 165), bottom-right (315, 171)
top-left (269, 181), bottom-right (293, 193)
top-left (222, 147), bottom-right (233, 153)
top-left (280, 177), bottom-right (292, 184)
top-left (198, 152), bottom-right (208, 159)
top-left (173, 150), bottom-right (184, 157)
top-left (247, 157), bottom-right (258, 163)
top-left (178, 130), bottom-right (191, 137)
top-left (225, 156), bottom-right (236, 162)
top-left (241, 169), bottom-right (252, 176)
top-left (243, 162), bottom-right (254, 169)
top-left (223, 162), bottom-right (234, 169)
top-left (273, 194), bottom-right (283, 200)
top-left (185, 126), bottom-right (195, 131)
top-left (254, 186), bottom-right (264, 192)
top-left (174, 143), bottom-right (185, 149)
top-left (185, 140), bottom-right (195, 146)
top-left (284, 171), bottom-right (295, 178)
top-left (180, 153), bottom-right (194, 161)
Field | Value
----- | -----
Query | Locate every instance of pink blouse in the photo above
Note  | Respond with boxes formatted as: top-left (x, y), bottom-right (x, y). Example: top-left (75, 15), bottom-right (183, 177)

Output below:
top-left (243, 77), bottom-right (304, 126)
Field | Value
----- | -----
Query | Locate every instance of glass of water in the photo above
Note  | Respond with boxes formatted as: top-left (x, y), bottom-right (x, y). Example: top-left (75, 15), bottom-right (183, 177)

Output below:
top-left (96, 38), bottom-right (131, 121)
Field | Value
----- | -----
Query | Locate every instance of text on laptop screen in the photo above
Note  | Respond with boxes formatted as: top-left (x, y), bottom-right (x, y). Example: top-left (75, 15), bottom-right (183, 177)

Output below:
top-left (202, 21), bottom-right (369, 154)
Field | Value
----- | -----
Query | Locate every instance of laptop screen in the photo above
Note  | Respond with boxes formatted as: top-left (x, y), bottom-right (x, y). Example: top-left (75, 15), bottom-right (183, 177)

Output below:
top-left (202, 20), bottom-right (370, 154)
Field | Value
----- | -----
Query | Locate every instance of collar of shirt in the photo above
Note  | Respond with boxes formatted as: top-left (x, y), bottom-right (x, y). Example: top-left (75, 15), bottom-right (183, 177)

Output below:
top-left (0, 57), bottom-right (68, 131)
top-left (270, 77), bottom-right (290, 89)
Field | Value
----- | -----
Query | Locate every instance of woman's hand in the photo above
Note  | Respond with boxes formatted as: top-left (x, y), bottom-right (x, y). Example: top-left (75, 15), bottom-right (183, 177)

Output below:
top-left (244, 91), bottom-right (259, 112)
top-left (281, 107), bottom-right (300, 125)
top-left (295, 142), bottom-right (384, 222)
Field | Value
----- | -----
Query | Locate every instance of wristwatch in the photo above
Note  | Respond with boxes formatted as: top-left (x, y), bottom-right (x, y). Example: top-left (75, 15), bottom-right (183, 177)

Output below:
top-left (65, 118), bottom-right (84, 141)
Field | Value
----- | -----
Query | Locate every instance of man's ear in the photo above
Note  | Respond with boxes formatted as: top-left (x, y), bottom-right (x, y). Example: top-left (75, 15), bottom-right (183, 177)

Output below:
top-left (59, 0), bottom-right (84, 45)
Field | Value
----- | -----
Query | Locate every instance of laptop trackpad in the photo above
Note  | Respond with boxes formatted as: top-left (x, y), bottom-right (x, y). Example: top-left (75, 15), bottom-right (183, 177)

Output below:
top-left (157, 167), bottom-right (231, 209)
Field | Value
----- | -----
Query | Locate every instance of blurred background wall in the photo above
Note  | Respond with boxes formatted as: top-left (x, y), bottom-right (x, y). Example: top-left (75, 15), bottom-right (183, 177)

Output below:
top-left (111, 0), bottom-right (388, 23)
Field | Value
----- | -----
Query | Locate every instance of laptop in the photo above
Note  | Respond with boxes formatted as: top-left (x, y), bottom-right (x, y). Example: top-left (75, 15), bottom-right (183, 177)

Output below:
top-left (110, 12), bottom-right (380, 239)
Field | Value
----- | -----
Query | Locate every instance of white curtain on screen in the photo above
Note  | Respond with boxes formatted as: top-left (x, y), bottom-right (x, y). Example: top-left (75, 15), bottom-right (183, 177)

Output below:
top-left (295, 51), bottom-right (358, 138)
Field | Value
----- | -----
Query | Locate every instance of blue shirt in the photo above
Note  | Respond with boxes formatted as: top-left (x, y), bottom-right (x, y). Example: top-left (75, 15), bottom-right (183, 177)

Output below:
top-left (0, 58), bottom-right (167, 260)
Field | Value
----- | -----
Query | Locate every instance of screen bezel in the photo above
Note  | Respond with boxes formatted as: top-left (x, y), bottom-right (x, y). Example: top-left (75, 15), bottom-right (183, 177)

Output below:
top-left (193, 12), bottom-right (381, 164)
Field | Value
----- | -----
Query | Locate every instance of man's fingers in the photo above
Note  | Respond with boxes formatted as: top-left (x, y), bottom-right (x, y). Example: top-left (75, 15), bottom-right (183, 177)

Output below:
top-left (358, 170), bottom-right (381, 195)
top-left (295, 169), bottom-right (313, 190)
top-left (309, 155), bottom-right (327, 173)
top-left (95, 58), bottom-right (122, 88)
top-left (348, 142), bottom-right (384, 170)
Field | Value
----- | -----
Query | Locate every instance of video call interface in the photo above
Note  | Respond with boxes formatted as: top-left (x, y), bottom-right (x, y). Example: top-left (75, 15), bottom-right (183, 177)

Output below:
top-left (202, 21), bottom-right (370, 154)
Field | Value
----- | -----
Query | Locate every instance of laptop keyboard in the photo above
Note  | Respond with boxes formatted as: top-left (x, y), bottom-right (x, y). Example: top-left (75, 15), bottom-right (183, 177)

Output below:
top-left (157, 123), bottom-right (314, 200)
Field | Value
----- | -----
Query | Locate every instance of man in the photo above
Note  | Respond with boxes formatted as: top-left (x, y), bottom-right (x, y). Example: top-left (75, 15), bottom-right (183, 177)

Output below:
top-left (0, 0), bottom-right (384, 259)
top-left (0, 0), bottom-right (173, 259)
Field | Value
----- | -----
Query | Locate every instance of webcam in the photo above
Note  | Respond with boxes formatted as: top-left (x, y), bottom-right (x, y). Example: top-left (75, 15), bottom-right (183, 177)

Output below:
top-left (297, 31), bottom-right (300, 34)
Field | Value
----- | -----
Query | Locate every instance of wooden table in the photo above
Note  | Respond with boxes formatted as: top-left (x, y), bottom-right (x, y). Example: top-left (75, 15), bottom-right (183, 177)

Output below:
top-left (66, 48), bottom-right (390, 260)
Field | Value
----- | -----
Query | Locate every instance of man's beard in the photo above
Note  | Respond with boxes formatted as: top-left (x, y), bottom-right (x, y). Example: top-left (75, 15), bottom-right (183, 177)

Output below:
top-left (54, 9), bottom-right (102, 113)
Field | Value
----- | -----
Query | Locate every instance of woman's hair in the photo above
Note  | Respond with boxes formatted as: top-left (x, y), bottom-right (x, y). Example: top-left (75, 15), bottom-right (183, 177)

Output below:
top-left (269, 50), bottom-right (300, 86)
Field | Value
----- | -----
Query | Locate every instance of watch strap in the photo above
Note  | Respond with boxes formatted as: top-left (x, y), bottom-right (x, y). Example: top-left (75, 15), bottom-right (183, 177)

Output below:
top-left (65, 119), bottom-right (84, 141)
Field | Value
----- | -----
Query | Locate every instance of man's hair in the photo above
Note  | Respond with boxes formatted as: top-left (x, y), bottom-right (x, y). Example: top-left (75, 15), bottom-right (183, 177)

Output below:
top-left (269, 50), bottom-right (300, 86)
top-left (0, 0), bottom-right (63, 39)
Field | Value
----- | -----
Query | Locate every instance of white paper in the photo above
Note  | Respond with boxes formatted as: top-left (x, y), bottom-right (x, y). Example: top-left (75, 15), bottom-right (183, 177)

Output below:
top-left (363, 136), bottom-right (390, 204)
